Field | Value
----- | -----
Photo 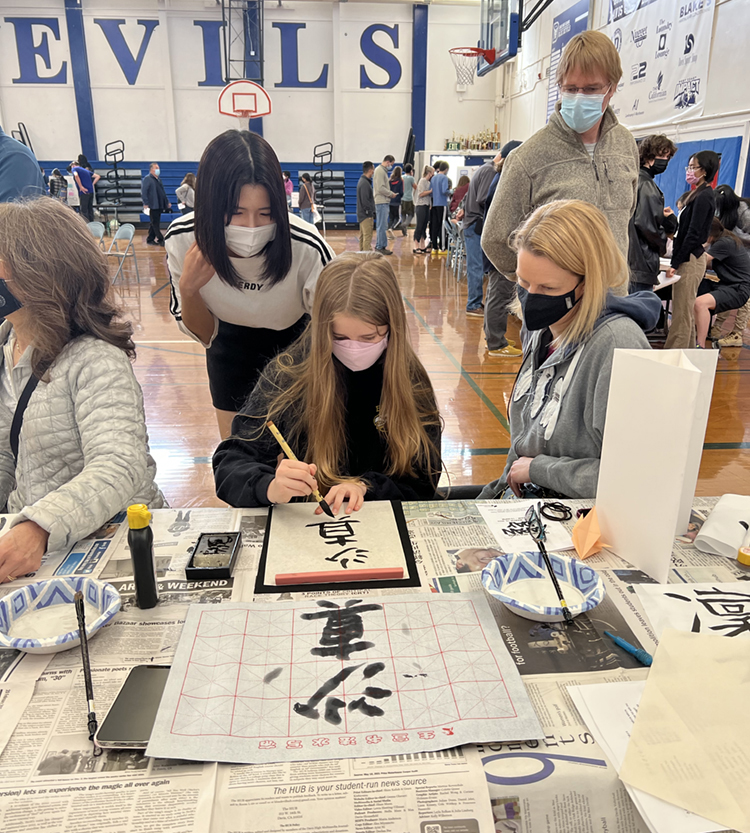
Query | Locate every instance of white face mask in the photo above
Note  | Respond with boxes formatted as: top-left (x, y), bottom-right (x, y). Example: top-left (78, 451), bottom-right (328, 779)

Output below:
top-left (225, 223), bottom-right (276, 258)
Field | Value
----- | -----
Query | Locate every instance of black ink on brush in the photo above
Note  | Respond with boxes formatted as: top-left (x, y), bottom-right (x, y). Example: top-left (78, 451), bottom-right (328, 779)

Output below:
top-left (525, 503), bottom-right (574, 625)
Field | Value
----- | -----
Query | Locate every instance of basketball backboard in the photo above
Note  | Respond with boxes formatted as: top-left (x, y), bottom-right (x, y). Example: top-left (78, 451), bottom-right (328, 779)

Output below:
top-left (217, 80), bottom-right (272, 118)
top-left (478, 0), bottom-right (520, 75)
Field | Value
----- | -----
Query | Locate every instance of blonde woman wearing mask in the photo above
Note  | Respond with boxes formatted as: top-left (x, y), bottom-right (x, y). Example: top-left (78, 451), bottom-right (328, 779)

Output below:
top-left (213, 253), bottom-right (443, 512)
top-left (480, 200), bottom-right (660, 501)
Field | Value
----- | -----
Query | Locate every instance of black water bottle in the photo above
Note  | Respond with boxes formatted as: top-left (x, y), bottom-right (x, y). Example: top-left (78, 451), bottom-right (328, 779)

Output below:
top-left (127, 504), bottom-right (159, 609)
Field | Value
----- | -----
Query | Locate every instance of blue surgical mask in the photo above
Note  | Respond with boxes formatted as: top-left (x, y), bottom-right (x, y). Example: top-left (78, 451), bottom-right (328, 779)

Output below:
top-left (560, 91), bottom-right (608, 134)
top-left (153, 167), bottom-right (160, 177)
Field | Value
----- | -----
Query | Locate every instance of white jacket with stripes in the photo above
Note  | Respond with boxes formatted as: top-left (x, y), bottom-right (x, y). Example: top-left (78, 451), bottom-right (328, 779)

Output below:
top-left (164, 213), bottom-right (334, 348)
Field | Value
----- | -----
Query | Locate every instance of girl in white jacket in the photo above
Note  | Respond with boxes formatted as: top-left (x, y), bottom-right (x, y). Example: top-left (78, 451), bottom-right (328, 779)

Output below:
top-left (0, 198), bottom-right (163, 583)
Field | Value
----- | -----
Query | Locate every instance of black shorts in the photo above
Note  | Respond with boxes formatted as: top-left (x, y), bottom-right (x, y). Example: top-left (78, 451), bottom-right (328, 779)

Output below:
top-left (205, 316), bottom-right (308, 411)
top-left (697, 279), bottom-right (750, 315)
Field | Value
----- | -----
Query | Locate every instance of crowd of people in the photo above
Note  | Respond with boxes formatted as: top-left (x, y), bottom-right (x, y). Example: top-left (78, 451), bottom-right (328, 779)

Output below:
top-left (0, 28), bottom-right (749, 584)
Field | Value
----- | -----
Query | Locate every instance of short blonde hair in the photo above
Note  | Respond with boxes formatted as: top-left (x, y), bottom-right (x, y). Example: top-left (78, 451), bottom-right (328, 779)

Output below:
top-left (556, 30), bottom-right (622, 89)
top-left (511, 200), bottom-right (627, 348)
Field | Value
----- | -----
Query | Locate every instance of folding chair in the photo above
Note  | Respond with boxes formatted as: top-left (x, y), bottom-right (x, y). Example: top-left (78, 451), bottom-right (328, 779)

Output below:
top-left (106, 223), bottom-right (140, 284)
top-left (87, 221), bottom-right (106, 251)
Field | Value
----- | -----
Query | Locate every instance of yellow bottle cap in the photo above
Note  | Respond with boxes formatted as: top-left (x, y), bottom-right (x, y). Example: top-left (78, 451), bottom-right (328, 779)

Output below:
top-left (127, 504), bottom-right (152, 530)
top-left (738, 546), bottom-right (750, 567)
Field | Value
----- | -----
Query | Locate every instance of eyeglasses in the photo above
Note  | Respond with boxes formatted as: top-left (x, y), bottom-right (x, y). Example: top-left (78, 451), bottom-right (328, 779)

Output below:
top-left (686, 165), bottom-right (703, 172)
top-left (559, 84), bottom-right (610, 95)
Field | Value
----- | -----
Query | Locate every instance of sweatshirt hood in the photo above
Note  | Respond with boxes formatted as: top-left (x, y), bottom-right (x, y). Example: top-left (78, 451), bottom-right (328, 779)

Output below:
top-left (598, 290), bottom-right (661, 332)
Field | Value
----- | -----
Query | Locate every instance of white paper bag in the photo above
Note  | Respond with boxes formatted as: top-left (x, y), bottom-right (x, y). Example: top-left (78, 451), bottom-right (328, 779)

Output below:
top-left (694, 494), bottom-right (750, 558)
top-left (596, 349), bottom-right (718, 583)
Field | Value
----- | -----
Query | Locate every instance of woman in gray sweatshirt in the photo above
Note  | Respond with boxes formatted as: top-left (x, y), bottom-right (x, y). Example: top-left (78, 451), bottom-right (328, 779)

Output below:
top-left (480, 200), bottom-right (661, 500)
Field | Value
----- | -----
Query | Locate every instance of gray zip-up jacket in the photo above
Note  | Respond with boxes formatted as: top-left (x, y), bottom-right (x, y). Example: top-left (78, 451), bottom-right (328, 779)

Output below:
top-left (479, 292), bottom-right (661, 500)
top-left (0, 324), bottom-right (164, 554)
top-left (482, 104), bottom-right (638, 294)
top-left (356, 174), bottom-right (375, 222)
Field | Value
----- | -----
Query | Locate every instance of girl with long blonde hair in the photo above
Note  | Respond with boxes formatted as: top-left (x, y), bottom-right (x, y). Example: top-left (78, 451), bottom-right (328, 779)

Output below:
top-left (213, 252), bottom-right (442, 512)
top-left (479, 199), bottom-right (660, 501)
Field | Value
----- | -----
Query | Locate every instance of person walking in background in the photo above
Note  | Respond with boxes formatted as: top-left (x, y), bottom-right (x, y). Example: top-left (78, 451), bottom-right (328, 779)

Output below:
top-left (450, 175), bottom-right (470, 214)
top-left (401, 164), bottom-right (416, 238)
top-left (413, 166), bottom-right (434, 254)
top-left (71, 159), bottom-right (100, 223)
top-left (628, 134), bottom-right (678, 293)
top-left (357, 161), bottom-right (376, 252)
top-left (373, 155), bottom-right (396, 255)
top-left (299, 173), bottom-right (315, 225)
top-left (388, 166), bottom-right (403, 239)
top-left (483, 141), bottom-right (523, 357)
top-left (430, 161), bottom-right (451, 255)
top-left (458, 155), bottom-right (503, 319)
top-left (483, 31), bottom-right (638, 295)
top-left (664, 150), bottom-right (718, 349)
top-left (176, 173), bottom-right (196, 215)
top-left (141, 163), bottom-right (171, 246)
top-left (48, 169), bottom-right (68, 204)
top-left (283, 171), bottom-right (293, 209)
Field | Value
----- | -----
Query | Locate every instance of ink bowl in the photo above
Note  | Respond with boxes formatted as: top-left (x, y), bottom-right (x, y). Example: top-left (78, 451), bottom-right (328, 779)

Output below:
top-left (481, 551), bottom-right (605, 622)
top-left (0, 577), bottom-right (121, 654)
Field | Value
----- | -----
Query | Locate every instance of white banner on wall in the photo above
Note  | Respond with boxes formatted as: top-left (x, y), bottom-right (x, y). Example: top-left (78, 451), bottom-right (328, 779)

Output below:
top-left (606, 0), bottom-right (716, 128)
top-left (546, 0), bottom-right (590, 122)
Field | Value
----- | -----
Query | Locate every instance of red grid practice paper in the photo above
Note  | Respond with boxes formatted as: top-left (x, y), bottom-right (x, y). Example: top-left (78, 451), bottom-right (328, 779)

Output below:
top-left (147, 594), bottom-right (543, 764)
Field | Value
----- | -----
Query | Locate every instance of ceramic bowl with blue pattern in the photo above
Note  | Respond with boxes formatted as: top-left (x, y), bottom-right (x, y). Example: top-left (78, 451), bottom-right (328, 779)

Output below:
top-left (481, 551), bottom-right (605, 622)
top-left (0, 577), bottom-right (121, 654)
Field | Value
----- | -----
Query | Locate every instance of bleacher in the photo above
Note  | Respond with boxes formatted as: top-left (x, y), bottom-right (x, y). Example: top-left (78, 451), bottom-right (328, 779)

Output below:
top-left (39, 160), bottom-right (373, 228)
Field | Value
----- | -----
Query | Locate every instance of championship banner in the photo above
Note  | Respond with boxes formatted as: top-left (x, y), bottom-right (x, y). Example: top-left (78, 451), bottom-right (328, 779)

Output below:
top-left (546, 0), bottom-right (591, 122)
top-left (606, 0), bottom-right (716, 128)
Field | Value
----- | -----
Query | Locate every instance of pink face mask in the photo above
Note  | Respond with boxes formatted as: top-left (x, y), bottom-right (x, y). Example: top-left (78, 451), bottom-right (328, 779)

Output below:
top-left (686, 169), bottom-right (701, 186)
top-left (332, 334), bottom-right (388, 372)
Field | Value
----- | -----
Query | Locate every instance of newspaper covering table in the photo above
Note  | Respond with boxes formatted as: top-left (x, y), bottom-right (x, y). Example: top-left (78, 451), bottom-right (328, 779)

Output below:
top-left (1, 496), bottom-right (746, 833)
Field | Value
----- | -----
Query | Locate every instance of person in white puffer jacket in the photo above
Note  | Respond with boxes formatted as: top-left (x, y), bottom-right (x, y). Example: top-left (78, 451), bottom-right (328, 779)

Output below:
top-left (0, 197), bottom-right (164, 583)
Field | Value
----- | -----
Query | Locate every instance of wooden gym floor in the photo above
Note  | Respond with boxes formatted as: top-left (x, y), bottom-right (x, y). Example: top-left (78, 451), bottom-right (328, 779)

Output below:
top-left (115, 229), bottom-right (750, 509)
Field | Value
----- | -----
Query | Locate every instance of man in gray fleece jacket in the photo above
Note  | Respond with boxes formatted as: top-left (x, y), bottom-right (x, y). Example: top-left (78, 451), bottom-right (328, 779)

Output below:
top-left (479, 292), bottom-right (661, 500)
top-left (482, 32), bottom-right (638, 296)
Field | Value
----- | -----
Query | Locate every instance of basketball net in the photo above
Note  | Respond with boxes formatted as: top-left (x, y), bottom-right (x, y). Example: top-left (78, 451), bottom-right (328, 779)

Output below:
top-left (449, 47), bottom-right (496, 86)
top-left (235, 110), bottom-right (254, 130)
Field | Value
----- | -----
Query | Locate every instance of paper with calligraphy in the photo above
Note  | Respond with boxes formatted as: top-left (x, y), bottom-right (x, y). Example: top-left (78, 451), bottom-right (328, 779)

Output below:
top-left (147, 593), bottom-right (543, 764)
top-left (263, 501), bottom-right (409, 584)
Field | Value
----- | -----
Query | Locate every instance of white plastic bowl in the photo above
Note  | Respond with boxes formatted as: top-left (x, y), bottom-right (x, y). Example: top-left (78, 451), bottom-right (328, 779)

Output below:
top-left (482, 551), bottom-right (605, 622)
top-left (0, 577), bottom-right (121, 654)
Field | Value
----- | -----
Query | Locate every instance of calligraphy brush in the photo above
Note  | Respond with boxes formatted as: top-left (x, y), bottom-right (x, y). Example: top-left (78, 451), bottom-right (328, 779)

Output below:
top-left (525, 503), bottom-right (574, 625)
top-left (266, 420), bottom-right (335, 518)
top-left (74, 591), bottom-right (102, 755)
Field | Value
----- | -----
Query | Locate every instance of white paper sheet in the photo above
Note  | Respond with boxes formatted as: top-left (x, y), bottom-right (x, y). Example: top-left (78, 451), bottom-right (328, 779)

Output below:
top-left (620, 630), bottom-right (750, 833)
top-left (147, 593), bottom-right (543, 764)
top-left (636, 581), bottom-right (750, 640)
top-left (568, 681), bottom-right (725, 833)
top-left (597, 349), bottom-right (718, 583)
top-left (477, 502), bottom-right (574, 554)
top-left (263, 501), bottom-right (409, 584)
top-left (694, 494), bottom-right (750, 559)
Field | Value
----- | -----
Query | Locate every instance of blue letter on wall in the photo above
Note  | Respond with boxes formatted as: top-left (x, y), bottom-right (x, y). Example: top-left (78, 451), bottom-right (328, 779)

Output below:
top-left (195, 20), bottom-right (225, 86)
top-left (94, 18), bottom-right (159, 85)
top-left (360, 24), bottom-right (401, 89)
top-left (5, 17), bottom-right (68, 84)
top-left (272, 23), bottom-right (328, 88)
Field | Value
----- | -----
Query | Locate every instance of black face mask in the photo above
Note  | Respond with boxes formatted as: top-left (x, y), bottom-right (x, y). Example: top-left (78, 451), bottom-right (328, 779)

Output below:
top-left (0, 280), bottom-right (22, 316)
top-left (651, 158), bottom-right (669, 176)
top-left (517, 283), bottom-right (581, 331)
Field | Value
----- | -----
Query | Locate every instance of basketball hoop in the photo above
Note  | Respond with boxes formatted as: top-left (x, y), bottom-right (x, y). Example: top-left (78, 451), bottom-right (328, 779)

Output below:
top-left (449, 47), bottom-right (496, 85)
top-left (218, 81), bottom-right (272, 128)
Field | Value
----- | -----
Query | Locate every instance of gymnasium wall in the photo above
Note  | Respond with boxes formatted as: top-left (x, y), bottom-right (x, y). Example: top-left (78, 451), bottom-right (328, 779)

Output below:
top-left (0, 0), bottom-right (495, 164)
top-left (494, 0), bottom-right (750, 202)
